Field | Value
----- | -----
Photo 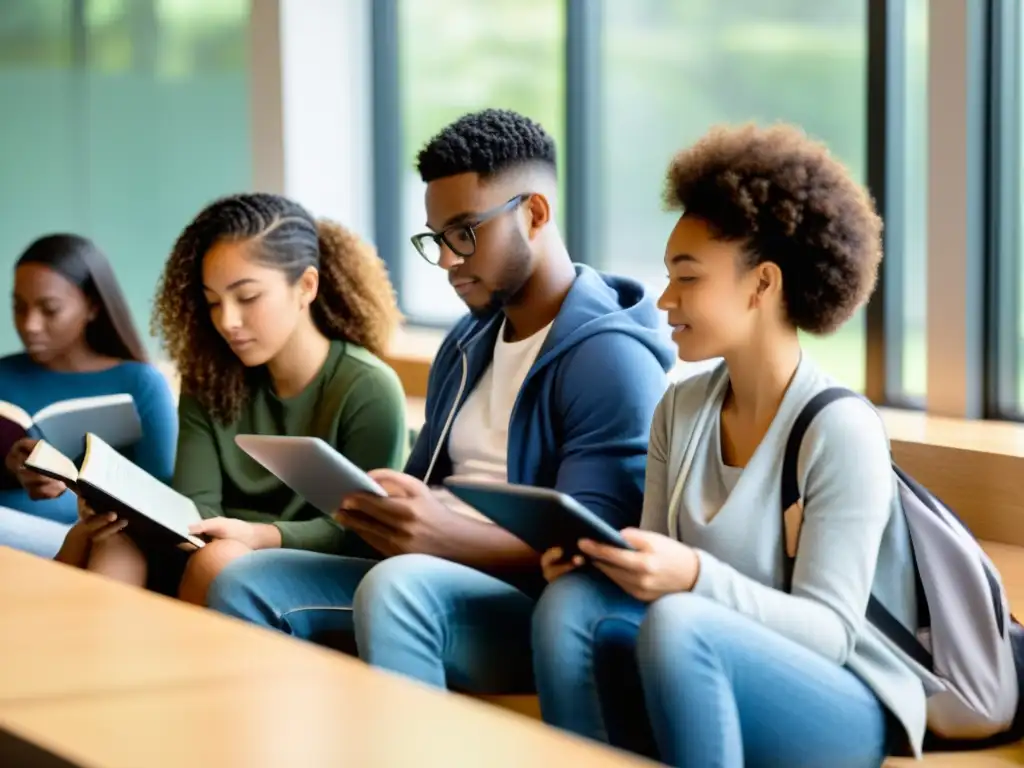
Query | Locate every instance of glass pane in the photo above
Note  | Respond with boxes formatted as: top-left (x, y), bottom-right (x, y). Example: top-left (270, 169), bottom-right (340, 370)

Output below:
top-left (0, 2), bottom-right (78, 355)
top-left (0, 0), bottom-right (251, 356)
top-left (398, 0), bottom-right (565, 324)
top-left (601, 0), bottom-right (869, 389)
top-left (1017, 3), bottom-right (1024, 410)
top-left (901, 0), bottom-right (928, 400)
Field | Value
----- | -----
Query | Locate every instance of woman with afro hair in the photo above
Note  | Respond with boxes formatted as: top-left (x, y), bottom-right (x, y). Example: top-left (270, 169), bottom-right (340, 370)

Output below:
top-left (75, 192), bottom-right (408, 604)
top-left (532, 124), bottom-right (924, 766)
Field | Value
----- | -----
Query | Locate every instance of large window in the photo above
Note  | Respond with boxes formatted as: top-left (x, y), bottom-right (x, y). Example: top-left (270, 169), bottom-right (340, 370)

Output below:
top-left (899, 0), bottom-right (929, 400)
top-left (988, 0), bottom-right (1024, 417)
top-left (601, 0), bottom-right (868, 389)
top-left (381, 0), bottom-right (928, 402)
top-left (396, 0), bottom-right (564, 325)
top-left (0, 0), bottom-right (251, 356)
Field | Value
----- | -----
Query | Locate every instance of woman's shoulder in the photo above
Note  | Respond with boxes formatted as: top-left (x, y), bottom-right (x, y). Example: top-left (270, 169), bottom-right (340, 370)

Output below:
top-left (793, 360), bottom-right (890, 463)
top-left (0, 354), bottom-right (36, 400)
top-left (105, 360), bottom-right (174, 396)
top-left (0, 353), bottom-right (35, 376)
top-left (326, 342), bottom-right (403, 393)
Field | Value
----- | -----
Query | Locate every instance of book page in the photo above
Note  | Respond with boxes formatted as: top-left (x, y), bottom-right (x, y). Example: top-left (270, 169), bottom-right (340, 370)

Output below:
top-left (79, 434), bottom-right (202, 538)
top-left (33, 393), bottom-right (134, 422)
top-left (0, 401), bottom-right (33, 457)
top-left (23, 441), bottom-right (79, 486)
top-left (0, 401), bottom-right (33, 431)
top-left (35, 394), bottom-right (141, 458)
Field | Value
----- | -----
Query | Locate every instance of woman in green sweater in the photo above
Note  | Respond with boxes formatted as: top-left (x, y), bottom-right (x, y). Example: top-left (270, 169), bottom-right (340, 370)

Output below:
top-left (81, 192), bottom-right (407, 602)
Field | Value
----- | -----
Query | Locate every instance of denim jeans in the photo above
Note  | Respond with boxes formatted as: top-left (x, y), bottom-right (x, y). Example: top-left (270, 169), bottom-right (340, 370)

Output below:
top-left (532, 570), bottom-right (891, 768)
top-left (0, 505), bottom-right (70, 559)
top-left (208, 551), bottom-right (537, 693)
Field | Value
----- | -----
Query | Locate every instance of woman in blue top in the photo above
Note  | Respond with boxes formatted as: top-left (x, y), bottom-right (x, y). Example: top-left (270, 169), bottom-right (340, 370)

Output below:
top-left (531, 125), bottom-right (925, 766)
top-left (0, 234), bottom-right (178, 558)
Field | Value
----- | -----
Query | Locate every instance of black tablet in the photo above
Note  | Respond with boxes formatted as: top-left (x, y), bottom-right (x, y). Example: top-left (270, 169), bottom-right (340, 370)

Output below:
top-left (442, 478), bottom-right (636, 555)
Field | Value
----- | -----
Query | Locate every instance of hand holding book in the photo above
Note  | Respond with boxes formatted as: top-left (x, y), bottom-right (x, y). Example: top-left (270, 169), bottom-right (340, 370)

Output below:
top-left (4, 437), bottom-right (67, 500)
top-left (187, 517), bottom-right (282, 550)
top-left (54, 505), bottom-right (128, 568)
top-left (24, 435), bottom-right (205, 552)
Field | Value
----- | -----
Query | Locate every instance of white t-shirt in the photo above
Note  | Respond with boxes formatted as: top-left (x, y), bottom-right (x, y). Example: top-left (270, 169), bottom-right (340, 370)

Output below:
top-left (434, 319), bottom-right (553, 518)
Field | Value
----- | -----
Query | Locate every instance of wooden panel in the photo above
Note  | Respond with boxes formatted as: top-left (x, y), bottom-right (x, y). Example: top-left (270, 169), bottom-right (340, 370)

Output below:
top-left (0, 548), bottom-right (652, 768)
top-left (0, 673), bottom-right (654, 768)
top-left (882, 408), bottom-right (1024, 457)
top-left (981, 541), bottom-right (1024, 611)
top-left (886, 744), bottom-right (1024, 766)
top-left (475, 694), bottom-right (542, 720)
top-left (383, 353), bottom-right (430, 399)
top-left (891, 442), bottom-right (1024, 548)
top-left (383, 326), bottom-right (443, 399)
top-left (0, 550), bottom-right (340, 703)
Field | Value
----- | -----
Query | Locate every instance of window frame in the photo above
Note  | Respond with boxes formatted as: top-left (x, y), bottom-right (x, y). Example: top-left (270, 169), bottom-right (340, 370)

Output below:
top-left (985, 0), bottom-right (1023, 419)
top-left (865, 0), bottom-right (922, 408)
top-left (373, 0), bottom-right (918, 404)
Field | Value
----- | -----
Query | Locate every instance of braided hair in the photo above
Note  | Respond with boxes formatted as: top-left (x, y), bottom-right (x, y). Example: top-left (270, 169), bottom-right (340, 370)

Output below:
top-left (152, 192), bottom-right (400, 423)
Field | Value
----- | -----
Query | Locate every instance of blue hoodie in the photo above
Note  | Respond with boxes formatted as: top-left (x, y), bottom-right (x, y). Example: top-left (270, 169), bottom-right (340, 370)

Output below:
top-left (405, 264), bottom-right (676, 530)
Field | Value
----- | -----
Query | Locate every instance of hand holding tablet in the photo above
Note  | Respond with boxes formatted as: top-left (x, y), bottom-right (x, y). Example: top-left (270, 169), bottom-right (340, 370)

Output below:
top-left (234, 435), bottom-right (387, 517)
top-left (441, 478), bottom-right (636, 557)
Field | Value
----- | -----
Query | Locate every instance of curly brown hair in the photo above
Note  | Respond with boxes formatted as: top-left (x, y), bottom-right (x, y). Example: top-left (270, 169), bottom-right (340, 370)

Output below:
top-left (152, 193), bottom-right (401, 423)
top-left (664, 123), bottom-right (882, 335)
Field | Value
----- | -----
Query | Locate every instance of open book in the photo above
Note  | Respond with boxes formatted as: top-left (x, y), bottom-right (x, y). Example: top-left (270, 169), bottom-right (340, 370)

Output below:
top-left (0, 394), bottom-right (141, 460)
top-left (24, 435), bottom-right (205, 551)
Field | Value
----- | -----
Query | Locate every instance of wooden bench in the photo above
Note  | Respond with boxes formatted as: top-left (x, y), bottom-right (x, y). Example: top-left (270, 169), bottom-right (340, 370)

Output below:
top-left (0, 548), bottom-right (655, 767)
top-left (466, 419), bottom-right (1024, 766)
top-left (163, 339), bottom-right (1024, 763)
top-left (470, 543), bottom-right (1024, 766)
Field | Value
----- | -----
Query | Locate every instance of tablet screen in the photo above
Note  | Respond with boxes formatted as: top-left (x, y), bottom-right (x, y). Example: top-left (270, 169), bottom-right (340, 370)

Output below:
top-left (235, 435), bottom-right (386, 516)
top-left (442, 479), bottom-right (634, 554)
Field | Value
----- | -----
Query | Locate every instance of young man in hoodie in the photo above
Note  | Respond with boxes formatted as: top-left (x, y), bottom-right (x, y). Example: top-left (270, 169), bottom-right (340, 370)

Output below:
top-left (206, 109), bottom-right (675, 694)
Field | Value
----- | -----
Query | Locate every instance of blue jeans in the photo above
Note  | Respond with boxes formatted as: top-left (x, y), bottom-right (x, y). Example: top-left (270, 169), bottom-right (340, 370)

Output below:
top-left (533, 571), bottom-right (891, 768)
top-left (0, 505), bottom-right (70, 558)
top-left (208, 551), bottom-right (537, 693)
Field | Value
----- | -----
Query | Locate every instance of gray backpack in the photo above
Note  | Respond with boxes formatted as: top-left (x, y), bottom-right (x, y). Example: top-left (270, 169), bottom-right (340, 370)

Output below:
top-left (783, 387), bottom-right (1022, 743)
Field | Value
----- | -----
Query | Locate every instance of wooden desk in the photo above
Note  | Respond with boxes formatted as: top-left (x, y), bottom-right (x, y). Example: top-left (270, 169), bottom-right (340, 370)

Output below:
top-left (0, 548), bottom-right (653, 768)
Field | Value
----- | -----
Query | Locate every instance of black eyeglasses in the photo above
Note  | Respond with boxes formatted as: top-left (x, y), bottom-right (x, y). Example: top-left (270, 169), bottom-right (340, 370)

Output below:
top-left (411, 194), bottom-right (531, 266)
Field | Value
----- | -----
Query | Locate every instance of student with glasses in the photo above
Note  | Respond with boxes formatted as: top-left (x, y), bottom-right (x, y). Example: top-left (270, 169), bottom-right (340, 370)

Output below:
top-left (207, 108), bottom-right (676, 695)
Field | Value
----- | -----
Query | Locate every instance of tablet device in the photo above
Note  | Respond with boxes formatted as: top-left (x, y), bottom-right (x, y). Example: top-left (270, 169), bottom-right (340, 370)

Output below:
top-left (235, 435), bottom-right (386, 516)
top-left (442, 478), bottom-right (635, 555)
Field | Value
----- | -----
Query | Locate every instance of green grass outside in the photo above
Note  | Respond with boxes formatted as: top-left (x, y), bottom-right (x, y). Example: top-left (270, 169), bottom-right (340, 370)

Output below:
top-left (800, 324), bottom-right (927, 400)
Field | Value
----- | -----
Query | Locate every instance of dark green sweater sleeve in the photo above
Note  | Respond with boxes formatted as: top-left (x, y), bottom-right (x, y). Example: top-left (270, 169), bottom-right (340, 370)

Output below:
top-left (273, 363), bottom-right (408, 551)
top-left (172, 393), bottom-right (226, 520)
top-left (173, 392), bottom-right (273, 525)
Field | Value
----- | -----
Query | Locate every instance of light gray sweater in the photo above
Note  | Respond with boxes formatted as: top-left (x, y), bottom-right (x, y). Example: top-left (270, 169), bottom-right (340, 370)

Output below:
top-left (641, 357), bottom-right (927, 756)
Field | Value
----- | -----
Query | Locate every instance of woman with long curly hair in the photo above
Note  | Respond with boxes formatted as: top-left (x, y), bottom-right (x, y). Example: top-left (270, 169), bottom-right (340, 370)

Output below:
top-left (79, 192), bottom-right (407, 603)
top-left (533, 124), bottom-right (922, 766)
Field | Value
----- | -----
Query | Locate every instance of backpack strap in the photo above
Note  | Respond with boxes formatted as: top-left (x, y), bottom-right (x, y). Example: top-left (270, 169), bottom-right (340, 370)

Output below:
top-left (781, 387), bottom-right (937, 670)
top-left (781, 387), bottom-right (860, 591)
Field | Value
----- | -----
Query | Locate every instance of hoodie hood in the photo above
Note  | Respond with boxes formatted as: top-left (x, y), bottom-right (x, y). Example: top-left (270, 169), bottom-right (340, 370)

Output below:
top-left (406, 263), bottom-right (676, 491)
top-left (532, 264), bottom-right (675, 372)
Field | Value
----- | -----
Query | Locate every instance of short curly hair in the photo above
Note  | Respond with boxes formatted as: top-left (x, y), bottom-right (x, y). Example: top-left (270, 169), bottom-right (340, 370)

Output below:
top-left (416, 108), bottom-right (557, 183)
top-left (665, 123), bottom-right (882, 335)
top-left (152, 193), bottom-right (401, 424)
